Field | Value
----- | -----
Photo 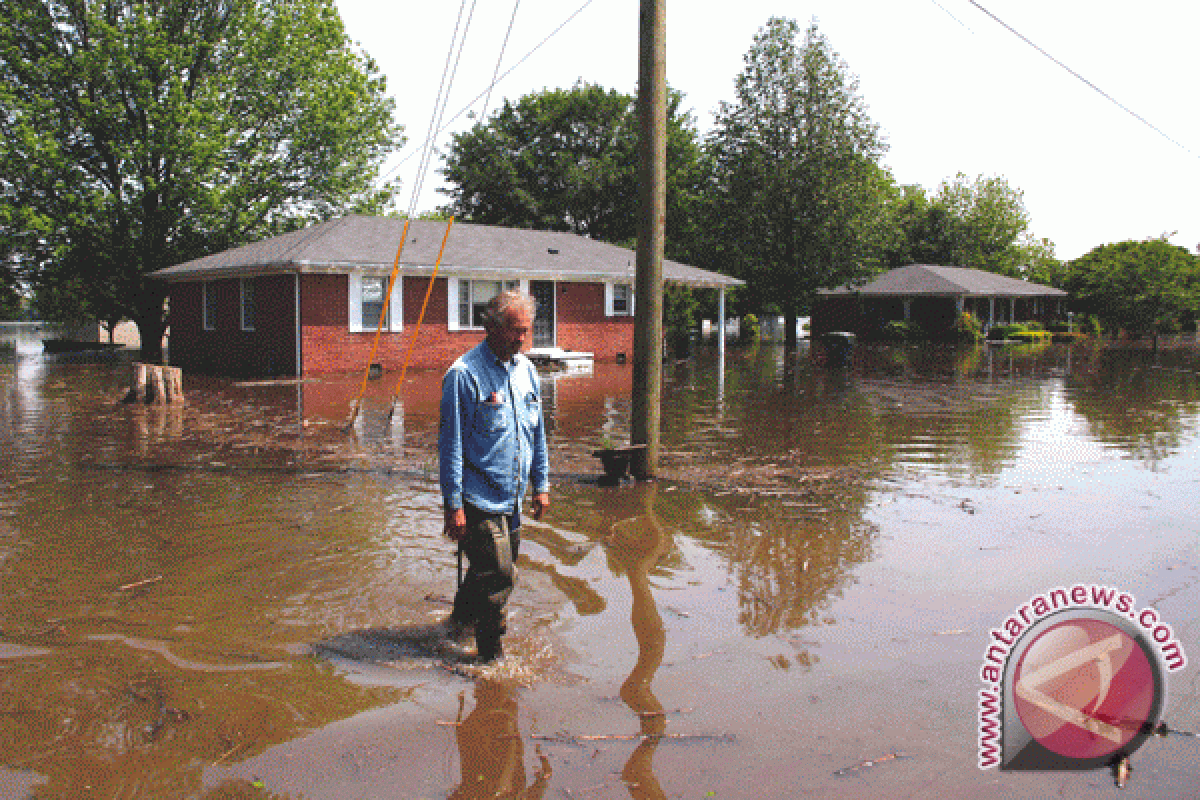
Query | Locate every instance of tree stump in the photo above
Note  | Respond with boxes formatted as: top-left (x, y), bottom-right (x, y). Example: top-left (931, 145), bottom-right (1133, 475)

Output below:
top-left (122, 363), bottom-right (184, 405)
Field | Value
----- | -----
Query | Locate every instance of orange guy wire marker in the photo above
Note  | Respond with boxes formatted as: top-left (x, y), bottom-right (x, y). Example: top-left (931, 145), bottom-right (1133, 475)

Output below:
top-left (344, 218), bottom-right (411, 431)
top-left (389, 217), bottom-right (455, 419)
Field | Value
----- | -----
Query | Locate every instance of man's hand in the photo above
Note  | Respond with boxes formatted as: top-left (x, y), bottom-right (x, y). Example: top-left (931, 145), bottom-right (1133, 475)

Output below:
top-left (531, 492), bottom-right (550, 521)
top-left (444, 507), bottom-right (467, 541)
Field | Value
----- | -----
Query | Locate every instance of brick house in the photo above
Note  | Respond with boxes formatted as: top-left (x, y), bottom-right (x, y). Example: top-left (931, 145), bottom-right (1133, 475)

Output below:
top-left (812, 264), bottom-right (1068, 340)
top-left (152, 215), bottom-right (741, 377)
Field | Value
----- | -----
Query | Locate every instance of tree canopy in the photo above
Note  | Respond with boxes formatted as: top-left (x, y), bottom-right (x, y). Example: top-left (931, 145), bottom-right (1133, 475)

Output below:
top-left (875, 173), bottom-right (1060, 282)
top-left (0, 0), bottom-right (401, 356)
top-left (439, 81), bottom-right (704, 260)
top-left (700, 18), bottom-right (889, 343)
top-left (1066, 238), bottom-right (1200, 334)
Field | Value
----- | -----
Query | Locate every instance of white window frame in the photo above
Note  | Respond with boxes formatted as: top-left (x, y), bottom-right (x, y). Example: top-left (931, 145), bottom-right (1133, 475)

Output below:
top-left (348, 272), bottom-right (403, 332)
top-left (605, 282), bottom-right (635, 316)
top-left (240, 278), bottom-right (256, 331)
top-left (447, 277), bottom-right (524, 331)
top-left (202, 281), bottom-right (217, 331)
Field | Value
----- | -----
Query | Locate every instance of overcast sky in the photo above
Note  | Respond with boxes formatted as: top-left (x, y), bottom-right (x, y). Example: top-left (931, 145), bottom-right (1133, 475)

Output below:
top-left (334, 0), bottom-right (1200, 262)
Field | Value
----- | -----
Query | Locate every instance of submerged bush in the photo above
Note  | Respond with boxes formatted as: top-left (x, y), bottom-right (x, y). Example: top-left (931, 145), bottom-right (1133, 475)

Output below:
top-left (740, 313), bottom-right (760, 343)
top-left (880, 320), bottom-right (922, 342)
top-left (1078, 314), bottom-right (1103, 336)
top-left (951, 311), bottom-right (983, 343)
top-left (1051, 331), bottom-right (1088, 343)
top-left (987, 324), bottom-right (1025, 341)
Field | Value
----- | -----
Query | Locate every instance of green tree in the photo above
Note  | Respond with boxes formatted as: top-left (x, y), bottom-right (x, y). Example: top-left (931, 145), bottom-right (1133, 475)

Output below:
top-left (439, 82), bottom-right (704, 261)
top-left (1065, 238), bottom-right (1200, 335)
top-left (876, 173), bottom-right (1060, 281)
top-left (0, 0), bottom-right (401, 360)
top-left (702, 18), bottom-right (889, 347)
top-left (0, 224), bottom-right (21, 319)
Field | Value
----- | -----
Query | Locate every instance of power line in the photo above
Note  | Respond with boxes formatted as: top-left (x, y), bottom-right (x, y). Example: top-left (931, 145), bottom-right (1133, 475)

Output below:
top-left (968, 0), bottom-right (1195, 158)
top-left (480, 0), bottom-right (522, 121)
top-left (379, 0), bottom-right (598, 194)
top-left (404, 0), bottom-right (476, 219)
top-left (929, 0), bottom-right (974, 32)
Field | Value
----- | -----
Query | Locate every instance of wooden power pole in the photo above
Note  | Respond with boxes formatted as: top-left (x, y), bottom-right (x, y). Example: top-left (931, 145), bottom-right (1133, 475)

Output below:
top-left (631, 0), bottom-right (666, 480)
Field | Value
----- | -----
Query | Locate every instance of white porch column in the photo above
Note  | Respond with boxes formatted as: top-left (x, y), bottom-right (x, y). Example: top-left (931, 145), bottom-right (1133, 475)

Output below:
top-left (717, 288), bottom-right (726, 360)
top-left (989, 297), bottom-right (996, 326)
top-left (903, 298), bottom-right (912, 321)
top-left (717, 287), bottom-right (726, 405)
top-left (1009, 297), bottom-right (1016, 323)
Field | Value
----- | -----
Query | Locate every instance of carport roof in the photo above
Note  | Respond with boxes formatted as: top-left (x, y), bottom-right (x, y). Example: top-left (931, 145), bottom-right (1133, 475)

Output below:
top-left (819, 264), bottom-right (1066, 298)
top-left (151, 214), bottom-right (743, 290)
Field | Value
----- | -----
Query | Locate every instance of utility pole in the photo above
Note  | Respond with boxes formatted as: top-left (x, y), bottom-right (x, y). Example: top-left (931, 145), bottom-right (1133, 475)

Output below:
top-left (631, 0), bottom-right (665, 480)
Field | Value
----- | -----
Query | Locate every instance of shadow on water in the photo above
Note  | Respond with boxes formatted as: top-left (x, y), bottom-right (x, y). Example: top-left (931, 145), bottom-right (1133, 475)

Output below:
top-left (2, 339), bottom-right (1200, 796)
top-left (317, 622), bottom-right (464, 666)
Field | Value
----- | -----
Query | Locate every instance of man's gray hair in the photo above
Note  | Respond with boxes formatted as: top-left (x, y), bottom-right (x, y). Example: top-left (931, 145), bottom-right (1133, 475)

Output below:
top-left (483, 290), bottom-right (536, 328)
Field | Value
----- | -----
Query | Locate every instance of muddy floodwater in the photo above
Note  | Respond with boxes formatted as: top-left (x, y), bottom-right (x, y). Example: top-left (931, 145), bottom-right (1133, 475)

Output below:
top-left (2, 340), bottom-right (1199, 799)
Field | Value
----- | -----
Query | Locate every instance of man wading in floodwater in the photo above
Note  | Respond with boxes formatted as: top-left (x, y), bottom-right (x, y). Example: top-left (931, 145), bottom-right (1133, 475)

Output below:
top-left (439, 291), bottom-right (550, 662)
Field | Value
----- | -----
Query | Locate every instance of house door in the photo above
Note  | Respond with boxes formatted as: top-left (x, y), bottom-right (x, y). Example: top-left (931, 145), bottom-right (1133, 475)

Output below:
top-left (531, 281), bottom-right (555, 348)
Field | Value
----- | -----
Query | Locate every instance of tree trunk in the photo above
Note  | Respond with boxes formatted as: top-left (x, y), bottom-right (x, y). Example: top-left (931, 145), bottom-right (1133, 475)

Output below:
top-left (135, 311), bottom-right (166, 364)
top-left (784, 310), bottom-right (798, 350)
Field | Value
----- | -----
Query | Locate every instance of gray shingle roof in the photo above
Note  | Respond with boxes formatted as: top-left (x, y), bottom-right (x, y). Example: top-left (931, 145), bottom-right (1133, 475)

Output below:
top-left (151, 214), bottom-right (742, 289)
top-left (819, 264), bottom-right (1065, 297)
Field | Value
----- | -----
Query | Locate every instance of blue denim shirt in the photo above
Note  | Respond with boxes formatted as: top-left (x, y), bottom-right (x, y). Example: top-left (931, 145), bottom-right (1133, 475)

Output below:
top-left (439, 340), bottom-right (549, 522)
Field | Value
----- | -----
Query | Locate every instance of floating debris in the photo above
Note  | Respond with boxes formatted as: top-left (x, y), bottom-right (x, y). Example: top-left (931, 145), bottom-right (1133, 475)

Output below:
top-left (118, 575), bottom-right (163, 592)
top-left (834, 751), bottom-right (904, 777)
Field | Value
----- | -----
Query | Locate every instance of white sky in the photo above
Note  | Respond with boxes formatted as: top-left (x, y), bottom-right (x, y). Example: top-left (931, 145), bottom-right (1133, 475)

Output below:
top-left (334, 0), bottom-right (1200, 262)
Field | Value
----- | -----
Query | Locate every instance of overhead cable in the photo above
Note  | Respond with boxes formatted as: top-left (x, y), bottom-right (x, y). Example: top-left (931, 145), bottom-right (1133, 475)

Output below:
top-left (380, 0), bottom-right (598, 188)
top-left (929, 0), bottom-right (974, 32)
top-left (969, 0), bottom-right (1195, 158)
top-left (480, 0), bottom-right (522, 121)
top-left (405, 0), bottom-right (476, 218)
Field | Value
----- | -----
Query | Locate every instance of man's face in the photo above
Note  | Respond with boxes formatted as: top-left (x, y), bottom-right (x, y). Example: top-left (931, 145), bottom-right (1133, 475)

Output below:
top-left (487, 306), bottom-right (532, 362)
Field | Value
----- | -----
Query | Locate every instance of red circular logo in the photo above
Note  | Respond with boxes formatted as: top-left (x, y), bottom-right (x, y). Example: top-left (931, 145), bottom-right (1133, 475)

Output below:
top-left (1013, 617), bottom-right (1157, 761)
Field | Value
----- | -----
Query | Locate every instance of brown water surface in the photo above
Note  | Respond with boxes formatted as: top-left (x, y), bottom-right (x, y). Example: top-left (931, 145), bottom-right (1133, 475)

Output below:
top-left (1, 342), bottom-right (1199, 798)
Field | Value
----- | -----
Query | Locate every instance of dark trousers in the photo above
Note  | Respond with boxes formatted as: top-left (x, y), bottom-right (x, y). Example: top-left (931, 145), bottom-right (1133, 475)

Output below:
top-left (452, 504), bottom-right (520, 659)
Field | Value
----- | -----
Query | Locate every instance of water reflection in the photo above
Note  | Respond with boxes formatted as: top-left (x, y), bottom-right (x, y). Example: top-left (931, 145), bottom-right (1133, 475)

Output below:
top-left (1068, 347), bottom-right (1200, 467)
top-left (449, 680), bottom-right (551, 799)
top-left (608, 484), bottom-right (668, 800)
top-left (2, 341), bottom-right (1199, 795)
top-left (0, 647), bottom-right (400, 796)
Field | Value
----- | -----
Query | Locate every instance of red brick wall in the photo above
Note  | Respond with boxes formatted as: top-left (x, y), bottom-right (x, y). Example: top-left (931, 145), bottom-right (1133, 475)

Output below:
top-left (301, 275), bottom-right (633, 375)
top-left (555, 282), bottom-right (635, 361)
top-left (167, 275), bottom-right (297, 377)
top-left (301, 274), bottom-right (485, 375)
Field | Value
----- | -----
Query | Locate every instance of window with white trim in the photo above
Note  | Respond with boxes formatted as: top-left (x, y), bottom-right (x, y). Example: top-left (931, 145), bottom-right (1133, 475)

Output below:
top-left (456, 279), bottom-right (521, 329)
top-left (605, 282), bottom-right (634, 316)
top-left (613, 284), bottom-right (631, 315)
top-left (203, 281), bottom-right (217, 330)
top-left (361, 276), bottom-right (387, 330)
top-left (240, 278), bottom-right (256, 331)
top-left (348, 273), bottom-right (402, 332)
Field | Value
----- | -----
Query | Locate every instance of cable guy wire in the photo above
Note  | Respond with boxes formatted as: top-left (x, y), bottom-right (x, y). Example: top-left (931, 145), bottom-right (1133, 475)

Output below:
top-left (405, 0), bottom-right (475, 219)
top-left (929, 0), bottom-right (974, 32)
top-left (481, 0), bottom-right (522, 121)
top-left (379, 0), bottom-right (598, 191)
top-left (969, 0), bottom-right (1195, 158)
